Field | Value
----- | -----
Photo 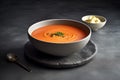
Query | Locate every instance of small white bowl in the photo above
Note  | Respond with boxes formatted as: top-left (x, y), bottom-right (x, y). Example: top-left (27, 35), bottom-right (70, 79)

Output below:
top-left (28, 19), bottom-right (92, 56)
top-left (82, 15), bottom-right (107, 31)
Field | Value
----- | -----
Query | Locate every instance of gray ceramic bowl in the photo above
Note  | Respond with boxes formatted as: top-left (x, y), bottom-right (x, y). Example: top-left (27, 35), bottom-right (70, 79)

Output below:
top-left (28, 19), bottom-right (92, 56)
top-left (82, 15), bottom-right (107, 31)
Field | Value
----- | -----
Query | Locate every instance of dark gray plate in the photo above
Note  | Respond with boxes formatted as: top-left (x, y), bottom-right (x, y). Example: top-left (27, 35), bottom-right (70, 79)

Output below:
top-left (24, 41), bottom-right (97, 68)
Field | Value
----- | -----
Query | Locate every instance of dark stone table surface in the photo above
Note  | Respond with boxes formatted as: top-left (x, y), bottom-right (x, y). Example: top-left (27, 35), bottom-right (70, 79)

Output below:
top-left (0, 0), bottom-right (120, 80)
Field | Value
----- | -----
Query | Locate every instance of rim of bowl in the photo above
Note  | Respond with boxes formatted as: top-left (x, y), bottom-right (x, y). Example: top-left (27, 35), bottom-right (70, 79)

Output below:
top-left (82, 15), bottom-right (107, 24)
top-left (28, 19), bottom-right (92, 44)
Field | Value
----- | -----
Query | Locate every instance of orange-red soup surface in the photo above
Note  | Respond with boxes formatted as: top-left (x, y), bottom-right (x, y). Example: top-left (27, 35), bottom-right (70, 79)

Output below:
top-left (31, 24), bottom-right (87, 43)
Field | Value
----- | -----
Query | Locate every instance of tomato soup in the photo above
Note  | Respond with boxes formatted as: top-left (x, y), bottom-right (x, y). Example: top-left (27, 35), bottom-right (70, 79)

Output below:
top-left (31, 24), bottom-right (87, 43)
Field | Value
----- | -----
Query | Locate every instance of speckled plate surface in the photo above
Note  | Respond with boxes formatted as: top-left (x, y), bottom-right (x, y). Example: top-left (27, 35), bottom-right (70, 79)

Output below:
top-left (24, 41), bottom-right (97, 68)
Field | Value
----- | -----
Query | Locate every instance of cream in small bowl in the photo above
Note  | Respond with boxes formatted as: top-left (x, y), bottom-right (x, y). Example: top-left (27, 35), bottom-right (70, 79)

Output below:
top-left (82, 15), bottom-right (107, 31)
top-left (28, 19), bottom-right (92, 56)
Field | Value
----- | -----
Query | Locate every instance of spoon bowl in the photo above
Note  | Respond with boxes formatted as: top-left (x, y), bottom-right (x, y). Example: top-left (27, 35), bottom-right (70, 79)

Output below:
top-left (6, 53), bottom-right (17, 62)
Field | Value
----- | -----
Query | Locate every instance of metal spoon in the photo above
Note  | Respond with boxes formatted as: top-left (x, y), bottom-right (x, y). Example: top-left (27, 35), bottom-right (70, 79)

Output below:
top-left (6, 53), bottom-right (32, 72)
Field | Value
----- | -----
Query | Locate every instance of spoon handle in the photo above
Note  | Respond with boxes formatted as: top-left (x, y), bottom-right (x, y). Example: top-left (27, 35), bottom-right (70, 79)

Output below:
top-left (15, 61), bottom-right (32, 72)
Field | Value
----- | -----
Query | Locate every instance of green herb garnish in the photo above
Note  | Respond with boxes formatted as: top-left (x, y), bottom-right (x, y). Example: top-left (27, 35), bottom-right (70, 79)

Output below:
top-left (51, 32), bottom-right (64, 37)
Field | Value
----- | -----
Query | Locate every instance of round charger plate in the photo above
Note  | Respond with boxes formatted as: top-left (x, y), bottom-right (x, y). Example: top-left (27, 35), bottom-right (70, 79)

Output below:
top-left (24, 41), bottom-right (97, 68)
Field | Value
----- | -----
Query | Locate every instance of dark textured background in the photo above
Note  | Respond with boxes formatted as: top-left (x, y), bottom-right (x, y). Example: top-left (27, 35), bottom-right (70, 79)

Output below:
top-left (0, 0), bottom-right (120, 80)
